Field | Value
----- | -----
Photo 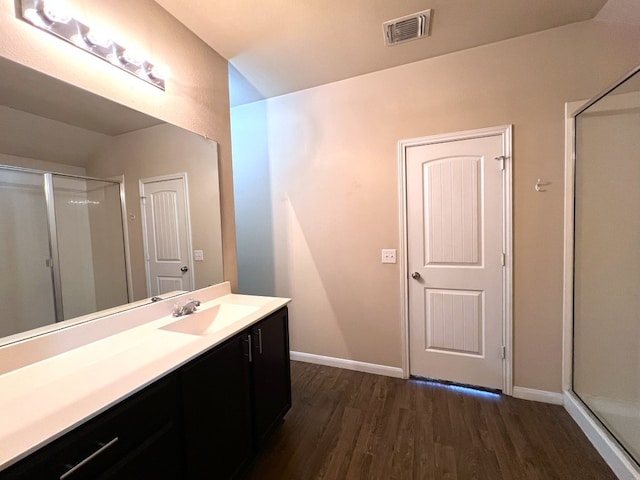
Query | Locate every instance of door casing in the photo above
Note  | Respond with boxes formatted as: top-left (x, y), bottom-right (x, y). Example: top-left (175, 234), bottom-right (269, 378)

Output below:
top-left (398, 125), bottom-right (513, 395)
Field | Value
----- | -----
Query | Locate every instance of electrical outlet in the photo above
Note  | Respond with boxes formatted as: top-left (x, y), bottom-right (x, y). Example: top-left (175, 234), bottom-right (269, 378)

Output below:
top-left (381, 249), bottom-right (397, 264)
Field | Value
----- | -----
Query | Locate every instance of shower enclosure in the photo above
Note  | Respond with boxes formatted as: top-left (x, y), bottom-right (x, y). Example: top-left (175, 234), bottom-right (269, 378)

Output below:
top-left (0, 166), bottom-right (129, 339)
top-left (571, 66), bottom-right (640, 469)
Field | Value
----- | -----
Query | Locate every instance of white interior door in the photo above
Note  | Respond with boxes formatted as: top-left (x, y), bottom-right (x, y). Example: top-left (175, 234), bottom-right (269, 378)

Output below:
top-left (140, 174), bottom-right (193, 296)
top-left (406, 131), bottom-right (508, 390)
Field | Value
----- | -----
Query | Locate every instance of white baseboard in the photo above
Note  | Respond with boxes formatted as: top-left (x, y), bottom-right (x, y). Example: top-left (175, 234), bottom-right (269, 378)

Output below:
top-left (512, 386), bottom-right (564, 405)
top-left (290, 351), bottom-right (405, 378)
top-left (563, 391), bottom-right (640, 480)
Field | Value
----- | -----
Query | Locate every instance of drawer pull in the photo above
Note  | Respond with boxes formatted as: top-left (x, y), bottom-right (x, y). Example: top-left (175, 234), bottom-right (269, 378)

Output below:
top-left (257, 328), bottom-right (263, 354)
top-left (60, 437), bottom-right (119, 479)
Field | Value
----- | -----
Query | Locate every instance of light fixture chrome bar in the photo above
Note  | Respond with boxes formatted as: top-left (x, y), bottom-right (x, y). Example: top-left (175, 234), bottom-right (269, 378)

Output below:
top-left (19, 0), bottom-right (166, 90)
top-left (44, 173), bottom-right (65, 322)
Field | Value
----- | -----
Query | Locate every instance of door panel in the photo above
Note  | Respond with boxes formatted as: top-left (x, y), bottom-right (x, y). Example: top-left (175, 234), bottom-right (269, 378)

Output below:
top-left (424, 156), bottom-right (481, 265)
top-left (425, 288), bottom-right (483, 356)
top-left (407, 133), bottom-right (505, 390)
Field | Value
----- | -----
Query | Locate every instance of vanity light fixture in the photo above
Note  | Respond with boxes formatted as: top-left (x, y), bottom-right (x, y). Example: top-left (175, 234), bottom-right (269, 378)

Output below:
top-left (19, 0), bottom-right (167, 90)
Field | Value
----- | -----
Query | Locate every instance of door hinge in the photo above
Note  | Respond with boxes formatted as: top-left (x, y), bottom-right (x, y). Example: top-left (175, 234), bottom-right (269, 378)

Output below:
top-left (494, 155), bottom-right (507, 170)
top-left (140, 195), bottom-right (147, 205)
top-left (500, 345), bottom-right (506, 359)
top-left (501, 252), bottom-right (506, 266)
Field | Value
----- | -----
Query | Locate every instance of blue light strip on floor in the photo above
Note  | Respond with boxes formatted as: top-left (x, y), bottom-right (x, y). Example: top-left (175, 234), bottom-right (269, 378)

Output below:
top-left (410, 378), bottom-right (502, 399)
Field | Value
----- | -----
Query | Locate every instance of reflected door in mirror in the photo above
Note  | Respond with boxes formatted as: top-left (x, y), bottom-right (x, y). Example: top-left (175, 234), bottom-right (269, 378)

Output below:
top-left (141, 174), bottom-right (193, 296)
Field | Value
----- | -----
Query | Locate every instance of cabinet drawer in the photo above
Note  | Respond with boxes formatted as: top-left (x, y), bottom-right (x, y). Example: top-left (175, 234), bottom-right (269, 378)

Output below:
top-left (1, 376), bottom-right (180, 480)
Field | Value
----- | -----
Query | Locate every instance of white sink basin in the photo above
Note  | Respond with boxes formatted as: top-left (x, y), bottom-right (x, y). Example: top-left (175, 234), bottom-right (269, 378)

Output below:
top-left (160, 303), bottom-right (259, 336)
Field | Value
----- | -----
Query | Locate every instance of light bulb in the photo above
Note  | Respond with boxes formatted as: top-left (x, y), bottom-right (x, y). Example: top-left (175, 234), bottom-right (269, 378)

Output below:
top-left (41, 0), bottom-right (73, 24)
top-left (121, 49), bottom-right (144, 67)
top-left (148, 64), bottom-right (170, 80)
top-left (85, 28), bottom-right (113, 49)
top-left (23, 8), bottom-right (47, 27)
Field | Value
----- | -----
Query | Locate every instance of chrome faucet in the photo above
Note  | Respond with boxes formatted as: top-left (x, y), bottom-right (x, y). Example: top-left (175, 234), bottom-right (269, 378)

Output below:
top-left (173, 299), bottom-right (201, 317)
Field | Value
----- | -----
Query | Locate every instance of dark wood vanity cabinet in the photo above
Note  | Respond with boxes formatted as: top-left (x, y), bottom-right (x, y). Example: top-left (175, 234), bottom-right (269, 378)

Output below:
top-left (180, 333), bottom-right (253, 479)
top-left (0, 307), bottom-right (291, 480)
top-left (179, 307), bottom-right (291, 479)
top-left (0, 376), bottom-right (183, 480)
top-left (250, 307), bottom-right (292, 447)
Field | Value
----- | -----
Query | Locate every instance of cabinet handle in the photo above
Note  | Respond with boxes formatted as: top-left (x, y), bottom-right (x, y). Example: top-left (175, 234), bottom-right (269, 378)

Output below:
top-left (60, 437), bottom-right (119, 479)
top-left (257, 328), bottom-right (263, 354)
top-left (247, 334), bottom-right (253, 363)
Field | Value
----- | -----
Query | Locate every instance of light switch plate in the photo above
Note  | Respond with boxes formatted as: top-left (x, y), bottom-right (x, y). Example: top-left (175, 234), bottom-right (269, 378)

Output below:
top-left (381, 249), bottom-right (396, 264)
top-left (194, 250), bottom-right (204, 261)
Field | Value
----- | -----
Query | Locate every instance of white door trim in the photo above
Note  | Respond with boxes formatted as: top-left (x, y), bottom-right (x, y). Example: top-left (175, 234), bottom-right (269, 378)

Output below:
top-left (139, 172), bottom-right (195, 296)
top-left (398, 125), bottom-right (513, 395)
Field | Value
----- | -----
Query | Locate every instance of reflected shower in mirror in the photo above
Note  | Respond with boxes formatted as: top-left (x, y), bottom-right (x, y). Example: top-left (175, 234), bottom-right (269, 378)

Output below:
top-left (0, 56), bottom-right (224, 344)
top-left (0, 169), bottom-right (129, 339)
top-left (572, 66), bottom-right (640, 467)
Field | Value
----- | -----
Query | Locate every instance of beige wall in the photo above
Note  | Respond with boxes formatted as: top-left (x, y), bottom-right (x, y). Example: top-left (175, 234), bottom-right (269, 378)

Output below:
top-left (0, 0), bottom-right (237, 289)
top-left (233, 20), bottom-right (640, 392)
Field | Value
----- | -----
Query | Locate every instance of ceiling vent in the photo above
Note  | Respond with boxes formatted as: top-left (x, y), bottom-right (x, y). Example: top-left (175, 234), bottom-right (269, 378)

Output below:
top-left (383, 9), bottom-right (432, 46)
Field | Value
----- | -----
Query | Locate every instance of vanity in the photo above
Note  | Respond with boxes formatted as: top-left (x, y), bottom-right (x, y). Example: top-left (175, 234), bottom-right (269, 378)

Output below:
top-left (0, 282), bottom-right (291, 479)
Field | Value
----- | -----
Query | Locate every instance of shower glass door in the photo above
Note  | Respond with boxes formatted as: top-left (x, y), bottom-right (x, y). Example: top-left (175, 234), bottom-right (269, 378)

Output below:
top-left (0, 169), bottom-right (56, 337)
top-left (52, 175), bottom-right (129, 320)
top-left (0, 166), bottom-right (130, 339)
top-left (573, 68), bottom-right (640, 466)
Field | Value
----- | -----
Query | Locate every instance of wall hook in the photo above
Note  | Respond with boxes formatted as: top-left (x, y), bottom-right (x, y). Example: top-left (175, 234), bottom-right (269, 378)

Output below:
top-left (535, 178), bottom-right (550, 192)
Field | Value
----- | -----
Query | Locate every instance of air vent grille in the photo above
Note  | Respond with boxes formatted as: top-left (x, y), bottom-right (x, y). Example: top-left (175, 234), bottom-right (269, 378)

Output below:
top-left (383, 9), bottom-right (432, 46)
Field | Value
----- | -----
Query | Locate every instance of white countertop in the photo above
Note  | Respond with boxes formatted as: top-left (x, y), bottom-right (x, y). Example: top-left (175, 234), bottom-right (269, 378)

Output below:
top-left (0, 282), bottom-right (290, 471)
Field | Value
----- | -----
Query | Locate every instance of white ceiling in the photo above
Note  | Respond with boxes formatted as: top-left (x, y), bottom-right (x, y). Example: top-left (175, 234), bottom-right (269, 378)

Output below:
top-left (155, 0), bottom-right (612, 105)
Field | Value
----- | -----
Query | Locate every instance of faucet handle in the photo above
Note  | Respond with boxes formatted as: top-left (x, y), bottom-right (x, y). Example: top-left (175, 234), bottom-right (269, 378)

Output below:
top-left (172, 298), bottom-right (201, 316)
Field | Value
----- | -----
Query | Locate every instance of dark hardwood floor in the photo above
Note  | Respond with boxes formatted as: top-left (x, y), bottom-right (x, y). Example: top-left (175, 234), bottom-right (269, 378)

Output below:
top-left (244, 361), bottom-right (616, 480)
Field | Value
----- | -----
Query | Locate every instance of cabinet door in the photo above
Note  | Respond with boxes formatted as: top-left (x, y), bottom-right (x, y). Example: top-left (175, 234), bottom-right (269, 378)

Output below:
top-left (180, 334), bottom-right (253, 480)
top-left (251, 307), bottom-right (292, 446)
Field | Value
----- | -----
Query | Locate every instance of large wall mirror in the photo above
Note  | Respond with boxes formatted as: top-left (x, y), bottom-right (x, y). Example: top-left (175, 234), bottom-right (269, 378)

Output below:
top-left (0, 56), bottom-right (224, 345)
top-left (572, 65), bottom-right (640, 468)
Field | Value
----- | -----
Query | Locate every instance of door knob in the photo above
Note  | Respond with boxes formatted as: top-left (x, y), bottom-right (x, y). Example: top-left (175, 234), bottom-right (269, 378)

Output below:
top-left (180, 266), bottom-right (189, 273)
top-left (411, 272), bottom-right (421, 280)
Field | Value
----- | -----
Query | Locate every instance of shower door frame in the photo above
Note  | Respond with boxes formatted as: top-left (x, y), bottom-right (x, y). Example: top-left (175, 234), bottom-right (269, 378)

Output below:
top-left (0, 165), bottom-right (132, 323)
top-left (562, 64), bottom-right (640, 480)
